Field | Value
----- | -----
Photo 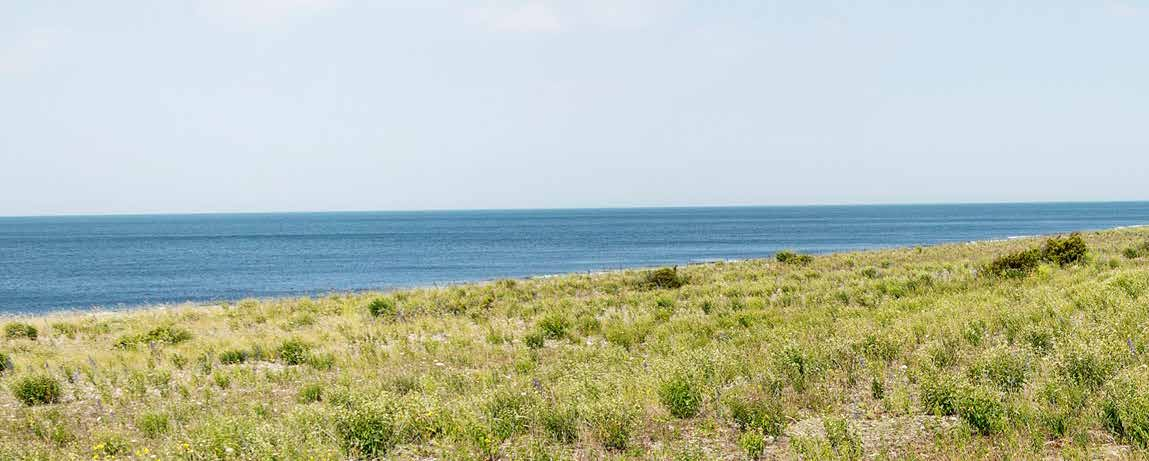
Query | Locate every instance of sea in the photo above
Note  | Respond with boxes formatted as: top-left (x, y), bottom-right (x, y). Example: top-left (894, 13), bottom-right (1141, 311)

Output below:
top-left (2, 202), bottom-right (1148, 314)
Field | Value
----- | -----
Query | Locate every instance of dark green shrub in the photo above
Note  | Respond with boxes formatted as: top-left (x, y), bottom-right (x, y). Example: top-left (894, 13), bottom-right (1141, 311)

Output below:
top-left (367, 298), bottom-right (396, 318)
top-left (986, 248), bottom-right (1042, 277)
top-left (0, 351), bottom-right (11, 374)
top-left (336, 400), bottom-right (401, 459)
top-left (485, 389), bottom-right (532, 440)
top-left (277, 339), bottom-right (311, 365)
top-left (590, 401), bottom-right (638, 451)
top-left (643, 267), bottom-right (686, 289)
top-left (658, 373), bottom-right (703, 418)
top-left (1102, 372), bottom-right (1149, 448)
top-left (298, 383), bottom-right (324, 403)
top-left (12, 374), bottom-right (62, 406)
top-left (114, 325), bottom-right (193, 349)
top-left (219, 349), bottom-right (247, 364)
top-left (541, 404), bottom-right (579, 443)
top-left (1123, 242), bottom-right (1149, 259)
top-left (4, 322), bottom-right (38, 340)
top-left (536, 312), bottom-right (570, 339)
top-left (969, 350), bottom-right (1028, 393)
top-left (523, 331), bottom-right (545, 349)
top-left (956, 386), bottom-right (1005, 435)
top-left (870, 377), bottom-right (885, 400)
top-left (775, 251), bottom-right (813, 265)
top-left (136, 412), bottom-right (170, 438)
top-left (823, 417), bottom-right (862, 459)
top-left (727, 393), bottom-right (786, 436)
top-left (920, 373), bottom-right (960, 416)
top-left (1042, 233), bottom-right (1088, 266)
top-left (739, 431), bottom-right (766, 459)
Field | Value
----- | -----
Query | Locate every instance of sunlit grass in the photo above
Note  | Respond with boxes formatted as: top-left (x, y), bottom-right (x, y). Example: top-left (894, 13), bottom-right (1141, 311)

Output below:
top-left (1, 227), bottom-right (1148, 459)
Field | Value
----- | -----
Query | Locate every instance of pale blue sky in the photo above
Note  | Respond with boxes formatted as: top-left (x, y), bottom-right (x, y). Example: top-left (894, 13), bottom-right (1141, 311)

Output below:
top-left (2, 1), bottom-right (1147, 216)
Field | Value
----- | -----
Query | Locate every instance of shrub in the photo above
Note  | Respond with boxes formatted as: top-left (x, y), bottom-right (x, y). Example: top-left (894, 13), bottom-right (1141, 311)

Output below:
top-left (4, 322), bottom-right (38, 340)
top-left (870, 377), bottom-right (885, 400)
top-left (1059, 346), bottom-right (1114, 390)
top-left (643, 267), bottom-right (687, 289)
top-left (114, 325), bottom-right (193, 349)
top-left (0, 351), bottom-right (11, 374)
top-left (277, 339), bottom-right (311, 365)
top-left (739, 431), bottom-right (766, 459)
top-left (485, 389), bottom-right (533, 440)
top-left (969, 350), bottom-right (1028, 393)
top-left (537, 312), bottom-right (570, 339)
top-left (1102, 372), bottom-right (1149, 448)
top-left (956, 386), bottom-right (1005, 435)
top-left (920, 373), bottom-right (960, 416)
top-left (336, 400), bottom-right (401, 459)
top-left (219, 349), bottom-right (247, 364)
top-left (1042, 233), bottom-right (1088, 266)
top-left (308, 352), bottom-right (336, 371)
top-left (367, 298), bottom-right (396, 318)
top-left (590, 400), bottom-right (638, 451)
top-left (136, 412), bottom-right (170, 438)
top-left (523, 331), bottom-right (545, 349)
top-left (986, 248), bottom-right (1042, 277)
top-left (541, 404), bottom-right (579, 444)
top-left (298, 383), bottom-right (324, 403)
top-left (823, 417), bottom-right (862, 459)
top-left (727, 393), bottom-right (786, 436)
top-left (775, 251), bottom-right (813, 265)
top-left (658, 373), bottom-right (703, 419)
top-left (1122, 242), bottom-right (1149, 259)
top-left (92, 433), bottom-right (132, 457)
top-left (12, 374), bottom-right (62, 406)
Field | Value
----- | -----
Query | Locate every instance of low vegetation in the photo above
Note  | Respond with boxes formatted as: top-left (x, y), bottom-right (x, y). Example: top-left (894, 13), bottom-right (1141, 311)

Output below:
top-left (1, 227), bottom-right (1148, 458)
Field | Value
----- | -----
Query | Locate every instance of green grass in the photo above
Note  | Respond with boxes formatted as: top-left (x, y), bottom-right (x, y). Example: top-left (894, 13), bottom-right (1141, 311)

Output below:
top-left (1, 228), bottom-right (1149, 458)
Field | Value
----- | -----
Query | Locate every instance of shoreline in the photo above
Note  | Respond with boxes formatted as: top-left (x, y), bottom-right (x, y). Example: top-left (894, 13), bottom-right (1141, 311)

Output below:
top-left (6, 224), bottom-right (1145, 320)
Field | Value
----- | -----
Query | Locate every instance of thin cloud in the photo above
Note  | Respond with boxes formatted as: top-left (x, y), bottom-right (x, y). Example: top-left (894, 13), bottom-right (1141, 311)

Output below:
top-left (0, 29), bottom-right (65, 76)
top-left (197, 0), bottom-right (342, 28)
top-left (466, 2), bottom-right (563, 33)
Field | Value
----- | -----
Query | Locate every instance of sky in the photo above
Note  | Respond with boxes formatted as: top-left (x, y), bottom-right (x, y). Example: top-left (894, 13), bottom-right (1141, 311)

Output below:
top-left (2, 1), bottom-right (1147, 216)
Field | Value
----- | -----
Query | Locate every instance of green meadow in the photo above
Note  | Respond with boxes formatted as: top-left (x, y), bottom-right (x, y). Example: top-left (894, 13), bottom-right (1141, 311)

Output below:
top-left (3, 227), bottom-right (1149, 460)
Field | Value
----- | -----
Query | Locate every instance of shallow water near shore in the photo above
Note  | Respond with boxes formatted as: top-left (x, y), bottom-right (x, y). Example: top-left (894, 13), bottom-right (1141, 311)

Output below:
top-left (2, 202), bottom-right (1148, 313)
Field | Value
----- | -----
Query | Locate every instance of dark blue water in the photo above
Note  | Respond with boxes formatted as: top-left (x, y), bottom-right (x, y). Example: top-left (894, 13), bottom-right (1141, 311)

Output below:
top-left (2, 202), bottom-right (1148, 313)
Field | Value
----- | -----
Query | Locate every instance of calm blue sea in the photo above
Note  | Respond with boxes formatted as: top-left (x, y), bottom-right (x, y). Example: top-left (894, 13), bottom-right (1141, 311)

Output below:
top-left (2, 202), bottom-right (1148, 313)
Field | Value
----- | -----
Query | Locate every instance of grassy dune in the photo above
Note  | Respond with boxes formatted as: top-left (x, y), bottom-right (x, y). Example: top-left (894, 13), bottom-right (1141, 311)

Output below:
top-left (3, 227), bottom-right (1149, 460)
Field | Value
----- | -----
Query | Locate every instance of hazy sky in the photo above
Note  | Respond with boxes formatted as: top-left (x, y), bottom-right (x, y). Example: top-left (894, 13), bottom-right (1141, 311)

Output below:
top-left (2, 1), bottom-right (1147, 215)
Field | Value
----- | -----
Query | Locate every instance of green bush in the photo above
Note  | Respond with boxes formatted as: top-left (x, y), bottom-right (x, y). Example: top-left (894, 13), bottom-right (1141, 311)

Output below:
top-left (1059, 346), bottom-right (1114, 390)
top-left (541, 404), bottom-right (579, 444)
top-left (136, 412), bottom-right (170, 438)
top-left (658, 373), bottom-right (703, 419)
top-left (956, 386), bottom-right (1005, 435)
top-left (1042, 233), bottom-right (1088, 266)
top-left (12, 374), bottom-right (62, 406)
top-left (0, 351), bottom-right (11, 374)
top-left (920, 373), bottom-right (960, 416)
top-left (739, 431), bottom-right (766, 459)
top-left (727, 393), bottom-right (786, 436)
top-left (4, 322), bottom-right (38, 340)
top-left (485, 389), bottom-right (533, 440)
top-left (823, 417), bottom-right (862, 459)
top-left (537, 312), bottom-right (570, 339)
top-left (643, 267), bottom-right (687, 289)
top-left (367, 298), bottom-right (396, 318)
top-left (336, 400), bottom-right (402, 459)
top-left (298, 383), bottom-right (324, 403)
top-left (775, 251), bottom-right (814, 265)
top-left (590, 401), bottom-right (638, 451)
top-left (969, 350), bottom-right (1028, 393)
top-left (1122, 242), bottom-right (1149, 259)
top-left (1102, 371), bottom-right (1149, 448)
top-left (277, 339), bottom-right (311, 365)
top-left (523, 331), bottom-right (545, 349)
top-left (114, 325), bottom-right (192, 349)
top-left (219, 349), bottom-right (247, 364)
top-left (986, 248), bottom-right (1043, 277)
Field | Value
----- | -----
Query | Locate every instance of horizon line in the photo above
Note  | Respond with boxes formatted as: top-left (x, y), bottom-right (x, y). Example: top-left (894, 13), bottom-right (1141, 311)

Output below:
top-left (3, 198), bottom-right (1149, 219)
